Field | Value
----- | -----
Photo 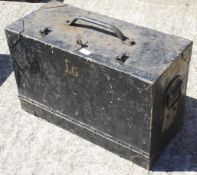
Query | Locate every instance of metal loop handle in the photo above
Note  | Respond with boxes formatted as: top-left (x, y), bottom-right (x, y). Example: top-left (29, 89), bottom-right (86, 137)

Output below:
top-left (67, 16), bottom-right (128, 43)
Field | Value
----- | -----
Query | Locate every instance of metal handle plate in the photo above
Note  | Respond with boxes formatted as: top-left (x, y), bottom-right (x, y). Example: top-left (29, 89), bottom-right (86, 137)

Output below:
top-left (163, 76), bottom-right (183, 132)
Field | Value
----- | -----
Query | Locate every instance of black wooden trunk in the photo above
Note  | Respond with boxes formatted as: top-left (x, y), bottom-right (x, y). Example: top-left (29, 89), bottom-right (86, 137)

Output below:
top-left (5, 2), bottom-right (192, 169)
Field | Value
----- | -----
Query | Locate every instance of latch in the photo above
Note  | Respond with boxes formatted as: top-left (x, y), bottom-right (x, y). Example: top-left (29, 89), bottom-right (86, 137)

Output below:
top-left (162, 76), bottom-right (183, 132)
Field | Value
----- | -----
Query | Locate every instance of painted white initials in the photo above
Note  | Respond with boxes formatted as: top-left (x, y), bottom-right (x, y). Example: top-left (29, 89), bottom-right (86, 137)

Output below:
top-left (64, 59), bottom-right (79, 77)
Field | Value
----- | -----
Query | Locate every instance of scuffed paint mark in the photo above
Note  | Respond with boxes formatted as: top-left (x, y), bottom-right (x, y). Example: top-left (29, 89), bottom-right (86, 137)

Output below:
top-left (10, 20), bottom-right (24, 50)
top-left (12, 60), bottom-right (32, 87)
top-left (109, 82), bottom-right (113, 94)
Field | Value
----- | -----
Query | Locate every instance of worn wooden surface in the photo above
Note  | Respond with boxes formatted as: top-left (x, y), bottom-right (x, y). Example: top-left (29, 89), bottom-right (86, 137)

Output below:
top-left (0, 0), bottom-right (197, 174)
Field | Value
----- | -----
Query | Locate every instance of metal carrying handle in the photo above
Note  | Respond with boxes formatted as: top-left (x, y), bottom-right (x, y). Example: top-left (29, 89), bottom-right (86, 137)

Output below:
top-left (67, 16), bottom-right (131, 44)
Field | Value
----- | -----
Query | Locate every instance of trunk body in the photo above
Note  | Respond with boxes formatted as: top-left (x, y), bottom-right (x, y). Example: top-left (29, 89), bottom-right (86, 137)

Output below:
top-left (5, 2), bottom-right (192, 169)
